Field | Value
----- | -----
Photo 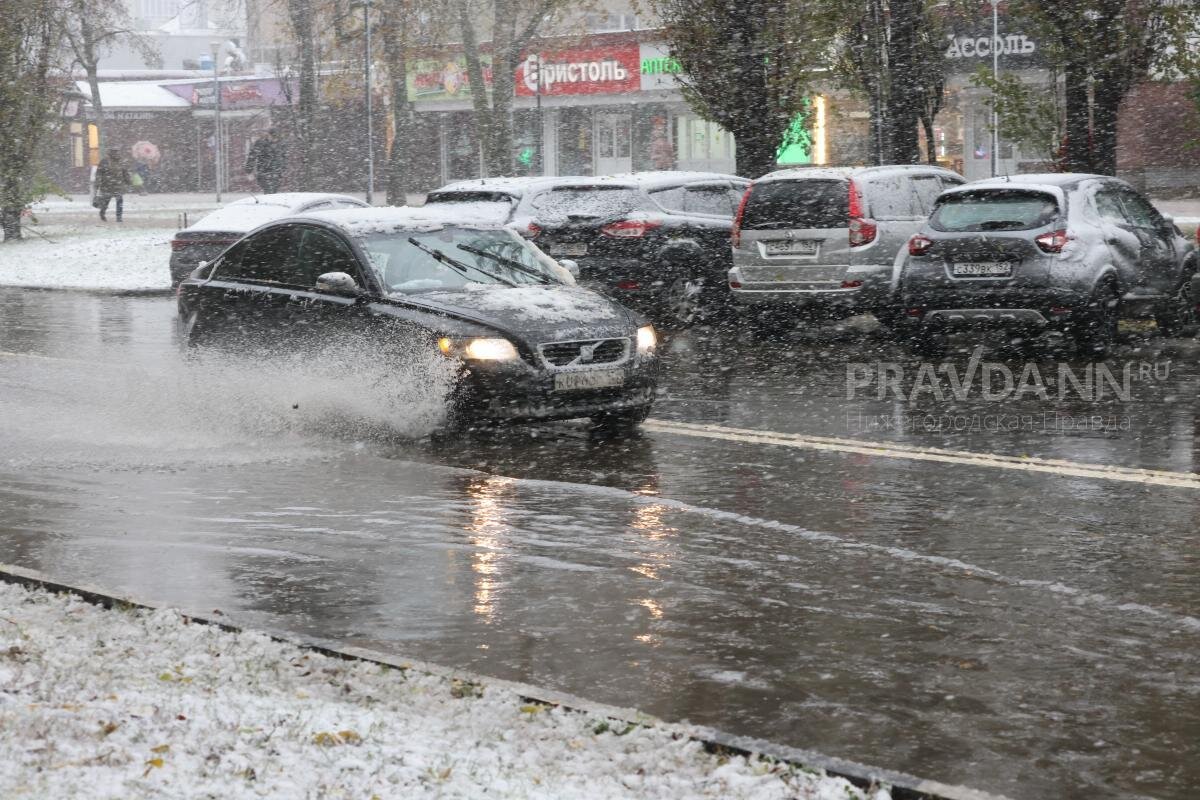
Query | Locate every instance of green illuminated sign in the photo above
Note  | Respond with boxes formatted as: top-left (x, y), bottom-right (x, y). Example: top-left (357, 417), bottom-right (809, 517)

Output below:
top-left (776, 105), bottom-right (812, 165)
top-left (640, 57), bottom-right (682, 75)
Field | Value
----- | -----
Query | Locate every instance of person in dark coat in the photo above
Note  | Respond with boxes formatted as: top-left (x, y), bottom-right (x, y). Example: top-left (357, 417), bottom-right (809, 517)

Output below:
top-left (245, 127), bottom-right (286, 193)
top-left (94, 149), bottom-right (131, 222)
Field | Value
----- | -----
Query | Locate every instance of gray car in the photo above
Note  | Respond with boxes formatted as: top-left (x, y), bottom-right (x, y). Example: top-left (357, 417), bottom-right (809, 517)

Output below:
top-left (727, 165), bottom-right (965, 328)
top-left (895, 173), bottom-right (1198, 355)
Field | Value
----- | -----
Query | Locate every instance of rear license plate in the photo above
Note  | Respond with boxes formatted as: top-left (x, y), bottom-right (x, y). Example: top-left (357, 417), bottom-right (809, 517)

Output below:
top-left (764, 239), bottom-right (819, 255)
top-left (554, 369), bottom-right (624, 392)
top-left (951, 261), bottom-right (1013, 277)
top-left (549, 243), bottom-right (588, 257)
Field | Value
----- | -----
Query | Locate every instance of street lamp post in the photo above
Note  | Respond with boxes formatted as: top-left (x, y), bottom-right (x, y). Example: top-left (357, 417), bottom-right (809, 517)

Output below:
top-left (991, 0), bottom-right (1000, 178)
top-left (210, 41), bottom-right (223, 202)
top-left (357, 0), bottom-right (375, 204)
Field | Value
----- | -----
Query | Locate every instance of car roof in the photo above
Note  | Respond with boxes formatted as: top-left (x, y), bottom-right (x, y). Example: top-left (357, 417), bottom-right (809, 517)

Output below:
top-left (950, 173), bottom-right (1110, 193)
top-left (433, 171), bottom-right (746, 198)
top-left (229, 192), bottom-right (367, 209)
top-left (184, 193), bottom-right (368, 234)
top-left (758, 165), bottom-right (961, 184)
top-left (431, 176), bottom-right (573, 199)
top-left (298, 205), bottom-right (513, 234)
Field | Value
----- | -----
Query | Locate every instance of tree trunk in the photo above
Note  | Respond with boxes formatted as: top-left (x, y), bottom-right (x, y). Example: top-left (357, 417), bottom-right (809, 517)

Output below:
top-left (382, 6), bottom-right (414, 205)
top-left (457, 0), bottom-right (492, 177)
top-left (1091, 70), bottom-right (1122, 176)
top-left (0, 206), bottom-right (21, 241)
top-left (921, 112), bottom-right (937, 165)
top-left (884, 0), bottom-right (920, 164)
top-left (288, 0), bottom-right (317, 189)
top-left (1062, 58), bottom-right (1092, 172)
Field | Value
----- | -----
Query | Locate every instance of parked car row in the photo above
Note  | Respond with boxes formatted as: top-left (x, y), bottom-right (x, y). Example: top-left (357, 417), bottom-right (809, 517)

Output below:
top-left (170, 169), bottom-right (1197, 436)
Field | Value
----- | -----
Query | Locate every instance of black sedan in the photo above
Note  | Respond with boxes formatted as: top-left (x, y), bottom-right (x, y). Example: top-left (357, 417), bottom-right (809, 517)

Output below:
top-left (176, 207), bottom-right (659, 432)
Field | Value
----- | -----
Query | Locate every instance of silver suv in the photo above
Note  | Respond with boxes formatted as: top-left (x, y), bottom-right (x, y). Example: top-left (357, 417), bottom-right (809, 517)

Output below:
top-left (727, 166), bottom-right (965, 325)
top-left (896, 173), bottom-right (1198, 356)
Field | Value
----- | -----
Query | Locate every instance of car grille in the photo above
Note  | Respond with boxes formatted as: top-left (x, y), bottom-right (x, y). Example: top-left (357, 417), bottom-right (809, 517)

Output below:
top-left (539, 337), bottom-right (629, 368)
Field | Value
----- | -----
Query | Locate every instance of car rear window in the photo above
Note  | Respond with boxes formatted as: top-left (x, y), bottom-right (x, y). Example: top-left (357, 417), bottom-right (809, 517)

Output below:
top-left (529, 187), bottom-right (651, 220)
top-left (739, 179), bottom-right (848, 230)
top-left (930, 190), bottom-right (1061, 232)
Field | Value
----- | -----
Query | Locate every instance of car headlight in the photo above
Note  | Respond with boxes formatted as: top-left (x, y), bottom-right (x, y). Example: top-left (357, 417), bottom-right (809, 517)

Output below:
top-left (438, 337), bottom-right (519, 361)
top-left (636, 325), bottom-right (657, 354)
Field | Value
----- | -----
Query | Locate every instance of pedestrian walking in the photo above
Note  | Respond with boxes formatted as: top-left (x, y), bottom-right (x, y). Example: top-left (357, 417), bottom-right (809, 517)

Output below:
top-left (94, 149), bottom-right (131, 222)
top-left (245, 128), bottom-right (286, 193)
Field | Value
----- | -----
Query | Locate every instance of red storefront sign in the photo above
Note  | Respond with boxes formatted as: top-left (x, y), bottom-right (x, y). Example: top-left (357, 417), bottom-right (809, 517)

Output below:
top-left (515, 43), bottom-right (641, 97)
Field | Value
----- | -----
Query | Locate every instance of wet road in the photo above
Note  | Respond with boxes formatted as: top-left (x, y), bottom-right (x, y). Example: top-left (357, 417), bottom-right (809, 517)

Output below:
top-left (1, 287), bottom-right (1197, 800)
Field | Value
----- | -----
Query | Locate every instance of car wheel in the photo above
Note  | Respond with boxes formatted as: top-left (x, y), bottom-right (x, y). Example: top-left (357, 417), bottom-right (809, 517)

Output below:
top-left (660, 276), bottom-right (704, 329)
top-left (590, 406), bottom-right (650, 437)
top-left (1074, 283), bottom-right (1120, 358)
top-left (1155, 276), bottom-right (1197, 338)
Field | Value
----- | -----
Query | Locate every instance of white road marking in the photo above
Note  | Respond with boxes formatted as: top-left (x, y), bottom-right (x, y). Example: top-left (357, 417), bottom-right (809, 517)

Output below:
top-left (644, 419), bottom-right (1200, 491)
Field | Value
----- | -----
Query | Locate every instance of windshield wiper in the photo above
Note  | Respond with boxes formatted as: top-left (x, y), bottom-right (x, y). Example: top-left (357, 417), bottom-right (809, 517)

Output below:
top-left (406, 237), bottom-right (517, 287)
top-left (457, 243), bottom-right (552, 284)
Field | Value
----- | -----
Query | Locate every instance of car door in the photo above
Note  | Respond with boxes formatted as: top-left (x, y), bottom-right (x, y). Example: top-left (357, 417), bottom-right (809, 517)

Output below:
top-left (282, 225), bottom-right (373, 345)
top-left (1115, 187), bottom-right (1181, 293)
top-left (188, 225), bottom-right (302, 349)
top-left (1092, 183), bottom-right (1142, 290)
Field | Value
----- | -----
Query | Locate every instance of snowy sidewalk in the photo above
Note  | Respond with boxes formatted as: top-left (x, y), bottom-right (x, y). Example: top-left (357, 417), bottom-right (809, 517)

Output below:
top-left (0, 577), bottom-right (894, 800)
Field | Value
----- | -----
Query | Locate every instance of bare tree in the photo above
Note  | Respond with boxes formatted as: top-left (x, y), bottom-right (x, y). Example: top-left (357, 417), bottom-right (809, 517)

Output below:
top-left (62, 0), bottom-right (159, 150)
top-left (0, 0), bottom-right (65, 241)
top-left (286, 0), bottom-right (319, 188)
top-left (456, 0), bottom-right (559, 177)
top-left (837, 0), bottom-right (947, 165)
top-left (1019, 0), bottom-right (1199, 176)
top-left (649, 0), bottom-right (831, 178)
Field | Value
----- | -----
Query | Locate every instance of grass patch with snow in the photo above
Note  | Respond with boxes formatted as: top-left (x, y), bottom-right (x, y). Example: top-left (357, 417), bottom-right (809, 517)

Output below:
top-left (0, 580), bottom-right (886, 799)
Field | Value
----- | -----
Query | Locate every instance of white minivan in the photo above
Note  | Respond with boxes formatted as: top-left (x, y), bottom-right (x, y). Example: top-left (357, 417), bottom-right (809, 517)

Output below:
top-left (728, 165), bottom-right (965, 326)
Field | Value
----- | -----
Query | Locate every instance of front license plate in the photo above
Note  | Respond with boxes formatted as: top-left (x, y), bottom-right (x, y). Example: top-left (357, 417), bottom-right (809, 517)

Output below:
top-left (554, 369), bottom-right (625, 392)
top-left (952, 261), bottom-right (1013, 277)
top-left (549, 243), bottom-right (588, 257)
top-left (764, 239), bottom-right (819, 255)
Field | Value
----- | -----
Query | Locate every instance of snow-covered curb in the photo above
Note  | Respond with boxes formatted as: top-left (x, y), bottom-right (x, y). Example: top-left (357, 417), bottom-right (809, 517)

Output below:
top-left (0, 578), bottom-right (891, 800)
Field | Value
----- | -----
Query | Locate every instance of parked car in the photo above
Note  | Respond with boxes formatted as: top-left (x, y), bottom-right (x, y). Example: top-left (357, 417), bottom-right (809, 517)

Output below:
top-left (169, 193), bottom-right (368, 287)
top-left (727, 165), bottom-right (965, 331)
top-left (176, 206), bottom-right (659, 432)
top-left (426, 172), bottom-right (750, 327)
top-left (895, 173), bottom-right (1198, 356)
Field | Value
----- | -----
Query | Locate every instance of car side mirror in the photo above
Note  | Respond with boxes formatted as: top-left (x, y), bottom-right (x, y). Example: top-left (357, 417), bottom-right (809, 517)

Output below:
top-left (559, 259), bottom-right (581, 278)
top-left (316, 271), bottom-right (360, 296)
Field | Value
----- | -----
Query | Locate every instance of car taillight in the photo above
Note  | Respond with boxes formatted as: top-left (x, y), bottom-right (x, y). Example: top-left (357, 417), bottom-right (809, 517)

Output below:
top-left (601, 219), bottom-right (662, 238)
top-left (170, 239), bottom-right (188, 251)
top-left (908, 234), bottom-right (934, 256)
top-left (1035, 229), bottom-right (1070, 253)
top-left (731, 183), bottom-right (753, 249)
top-left (526, 222), bottom-right (542, 238)
top-left (848, 178), bottom-right (877, 247)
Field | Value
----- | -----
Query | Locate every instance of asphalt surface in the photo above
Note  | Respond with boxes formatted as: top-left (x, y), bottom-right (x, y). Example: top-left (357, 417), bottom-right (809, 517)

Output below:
top-left (1, 286), bottom-right (1197, 800)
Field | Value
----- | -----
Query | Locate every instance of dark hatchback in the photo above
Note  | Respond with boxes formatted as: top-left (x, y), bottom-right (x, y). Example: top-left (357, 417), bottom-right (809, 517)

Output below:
top-left (426, 173), bottom-right (749, 327)
top-left (177, 207), bottom-right (660, 431)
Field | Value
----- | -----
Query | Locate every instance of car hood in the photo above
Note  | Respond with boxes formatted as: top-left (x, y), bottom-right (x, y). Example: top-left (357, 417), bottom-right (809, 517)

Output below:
top-left (398, 284), bottom-right (640, 343)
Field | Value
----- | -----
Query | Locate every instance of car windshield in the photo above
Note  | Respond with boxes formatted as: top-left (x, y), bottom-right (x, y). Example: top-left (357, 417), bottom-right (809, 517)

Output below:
top-left (930, 190), bottom-right (1061, 232)
top-left (528, 187), bottom-right (650, 220)
top-left (359, 227), bottom-right (561, 294)
top-left (739, 179), bottom-right (848, 230)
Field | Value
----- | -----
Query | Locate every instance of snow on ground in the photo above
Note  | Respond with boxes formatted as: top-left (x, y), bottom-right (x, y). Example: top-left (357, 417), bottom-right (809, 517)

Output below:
top-left (0, 580), bottom-right (887, 800)
top-left (0, 228), bottom-right (171, 291)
